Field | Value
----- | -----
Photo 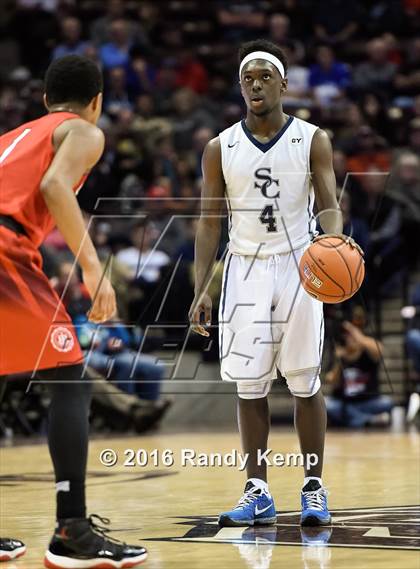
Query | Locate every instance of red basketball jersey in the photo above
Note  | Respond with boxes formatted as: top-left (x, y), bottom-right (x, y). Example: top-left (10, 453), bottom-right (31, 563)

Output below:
top-left (0, 112), bottom-right (87, 248)
top-left (0, 112), bottom-right (89, 375)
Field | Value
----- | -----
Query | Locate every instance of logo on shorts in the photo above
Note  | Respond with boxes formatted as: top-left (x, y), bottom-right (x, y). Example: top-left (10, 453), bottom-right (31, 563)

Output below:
top-left (50, 326), bottom-right (75, 353)
top-left (303, 263), bottom-right (322, 288)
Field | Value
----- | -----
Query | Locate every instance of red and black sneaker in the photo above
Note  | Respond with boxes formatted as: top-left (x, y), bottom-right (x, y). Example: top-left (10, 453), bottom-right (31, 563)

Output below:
top-left (44, 515), bottom-right (147, 569)
top-left (0, 538), bottom-right (26, 562)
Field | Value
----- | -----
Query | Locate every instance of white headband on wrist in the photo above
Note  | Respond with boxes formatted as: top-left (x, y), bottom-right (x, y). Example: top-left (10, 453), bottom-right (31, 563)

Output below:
top-left (239, 51), bottom-right (285, 79)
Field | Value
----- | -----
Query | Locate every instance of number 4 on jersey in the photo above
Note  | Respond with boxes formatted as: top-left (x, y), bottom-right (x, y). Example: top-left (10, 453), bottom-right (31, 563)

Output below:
top-left (259, 205), bottom-right (278, 232)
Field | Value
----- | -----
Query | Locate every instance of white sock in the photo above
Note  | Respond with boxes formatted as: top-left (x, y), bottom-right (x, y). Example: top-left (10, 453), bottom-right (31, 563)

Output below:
top-left (303, 476), bottom-right (322, 489)
top-left (248, 477), bottom-right (270, 496)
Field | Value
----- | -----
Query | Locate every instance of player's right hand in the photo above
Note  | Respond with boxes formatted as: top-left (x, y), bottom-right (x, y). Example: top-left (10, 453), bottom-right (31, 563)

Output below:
top-left (83, 268), bottom-right (117, 323)
top-left (189, 293), bottom-right (212, 337)
top-left (313, 233), bottom-right (364, 257)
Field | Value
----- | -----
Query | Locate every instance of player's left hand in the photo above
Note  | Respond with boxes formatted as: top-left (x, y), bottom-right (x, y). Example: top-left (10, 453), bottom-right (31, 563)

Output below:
top-left (189, 293), bottom-right (212, 337)
top-left (313, 233), bottom-right (364, 257)
top-left (83, 269), bottom-right (117, 323)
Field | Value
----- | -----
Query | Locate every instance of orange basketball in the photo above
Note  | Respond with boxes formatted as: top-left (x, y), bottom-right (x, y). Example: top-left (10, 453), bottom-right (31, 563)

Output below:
top-left (299, 236), bottom-right (365, 304)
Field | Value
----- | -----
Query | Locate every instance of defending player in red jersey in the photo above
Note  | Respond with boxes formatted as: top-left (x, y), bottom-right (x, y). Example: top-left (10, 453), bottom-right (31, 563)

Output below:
top-left (0, 56), bottom-right (147, 567)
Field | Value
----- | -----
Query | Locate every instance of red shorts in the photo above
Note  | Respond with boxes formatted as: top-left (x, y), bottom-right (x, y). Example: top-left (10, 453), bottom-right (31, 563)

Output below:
top-left (0, 227), bottom-right (83, 376)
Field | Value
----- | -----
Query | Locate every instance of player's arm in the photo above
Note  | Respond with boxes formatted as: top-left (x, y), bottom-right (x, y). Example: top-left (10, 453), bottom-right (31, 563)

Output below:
top-left (40, 119), bottom-right (115, 323)
top-left (310, 128), bottom-right (343, 236)
top-left (188, 137), bottom-right (225, 336)
top-left (310, 129), bottom-right (363, 253)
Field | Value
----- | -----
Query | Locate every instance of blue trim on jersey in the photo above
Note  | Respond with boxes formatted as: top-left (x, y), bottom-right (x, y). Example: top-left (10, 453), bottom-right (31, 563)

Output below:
top-left (317, 315), bottom-right (324, 378)
top-left (307, 193), bottom-right (315, 241)
top-left (225, 192), bottom-right (233, 233)
top-left (241, 116), bottom-right (294, 153)
top-left (221, 252), bottom-right (233, 319)
top-left (219, 252), bottom-right (233, 360)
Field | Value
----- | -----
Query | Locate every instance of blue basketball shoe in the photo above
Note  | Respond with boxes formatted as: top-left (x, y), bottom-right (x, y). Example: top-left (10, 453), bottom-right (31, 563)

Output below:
top-left (219, 480), bottom-right (277, 527)
top-left (301, 480), bottom-right (331, 526)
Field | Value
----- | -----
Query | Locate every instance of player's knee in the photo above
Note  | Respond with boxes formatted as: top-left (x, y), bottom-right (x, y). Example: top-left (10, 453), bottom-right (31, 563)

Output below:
top-left (284, 368), bottom-right (321, 398)
top-left (237, 379), bottom-right (272, 399)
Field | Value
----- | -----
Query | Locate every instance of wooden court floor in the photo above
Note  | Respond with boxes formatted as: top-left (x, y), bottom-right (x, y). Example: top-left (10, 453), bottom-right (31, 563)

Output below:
top-left (1, 429), bottom-right (419, 569)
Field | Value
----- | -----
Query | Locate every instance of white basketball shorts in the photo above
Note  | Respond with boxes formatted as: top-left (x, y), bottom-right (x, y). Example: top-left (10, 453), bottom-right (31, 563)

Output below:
top-left (218, 247), bottom-right (324, 383)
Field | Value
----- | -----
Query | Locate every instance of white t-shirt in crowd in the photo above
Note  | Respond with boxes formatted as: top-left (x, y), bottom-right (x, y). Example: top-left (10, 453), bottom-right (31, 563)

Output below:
top-left (116, 247), bottom-right (170, 283)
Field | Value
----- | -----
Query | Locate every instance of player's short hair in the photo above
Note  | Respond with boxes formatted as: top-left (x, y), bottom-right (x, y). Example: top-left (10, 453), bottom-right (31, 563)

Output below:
top-left (238, 39), bottom-right (288, 76)
top-left (45, 55), bottom-right (103, 107)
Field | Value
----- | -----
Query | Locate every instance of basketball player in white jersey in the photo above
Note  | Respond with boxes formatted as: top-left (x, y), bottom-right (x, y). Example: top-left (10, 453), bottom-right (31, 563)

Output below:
top-left (190, 39), bottom-right (361, 527)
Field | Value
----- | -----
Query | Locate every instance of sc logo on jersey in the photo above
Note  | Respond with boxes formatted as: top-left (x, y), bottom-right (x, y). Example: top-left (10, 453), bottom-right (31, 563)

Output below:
top-left (254, 167), bottom-right (280, 198)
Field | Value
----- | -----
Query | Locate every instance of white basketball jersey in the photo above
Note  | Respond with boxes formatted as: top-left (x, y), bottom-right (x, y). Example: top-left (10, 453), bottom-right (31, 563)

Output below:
top-left (219, 116), bottom-right (319, 256)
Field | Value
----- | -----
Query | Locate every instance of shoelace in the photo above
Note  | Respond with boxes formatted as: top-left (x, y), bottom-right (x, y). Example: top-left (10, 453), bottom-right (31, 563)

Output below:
top-left (234, 486), bottom-right (262, 509)
top-left (303, 488), bottom-right (327, 511)
top-left (88, 514), bottom-right (127, 547)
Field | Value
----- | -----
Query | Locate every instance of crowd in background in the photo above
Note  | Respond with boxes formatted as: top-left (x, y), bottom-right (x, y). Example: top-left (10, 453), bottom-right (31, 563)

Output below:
top-left (0, 0), bottom-right (419, 433)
